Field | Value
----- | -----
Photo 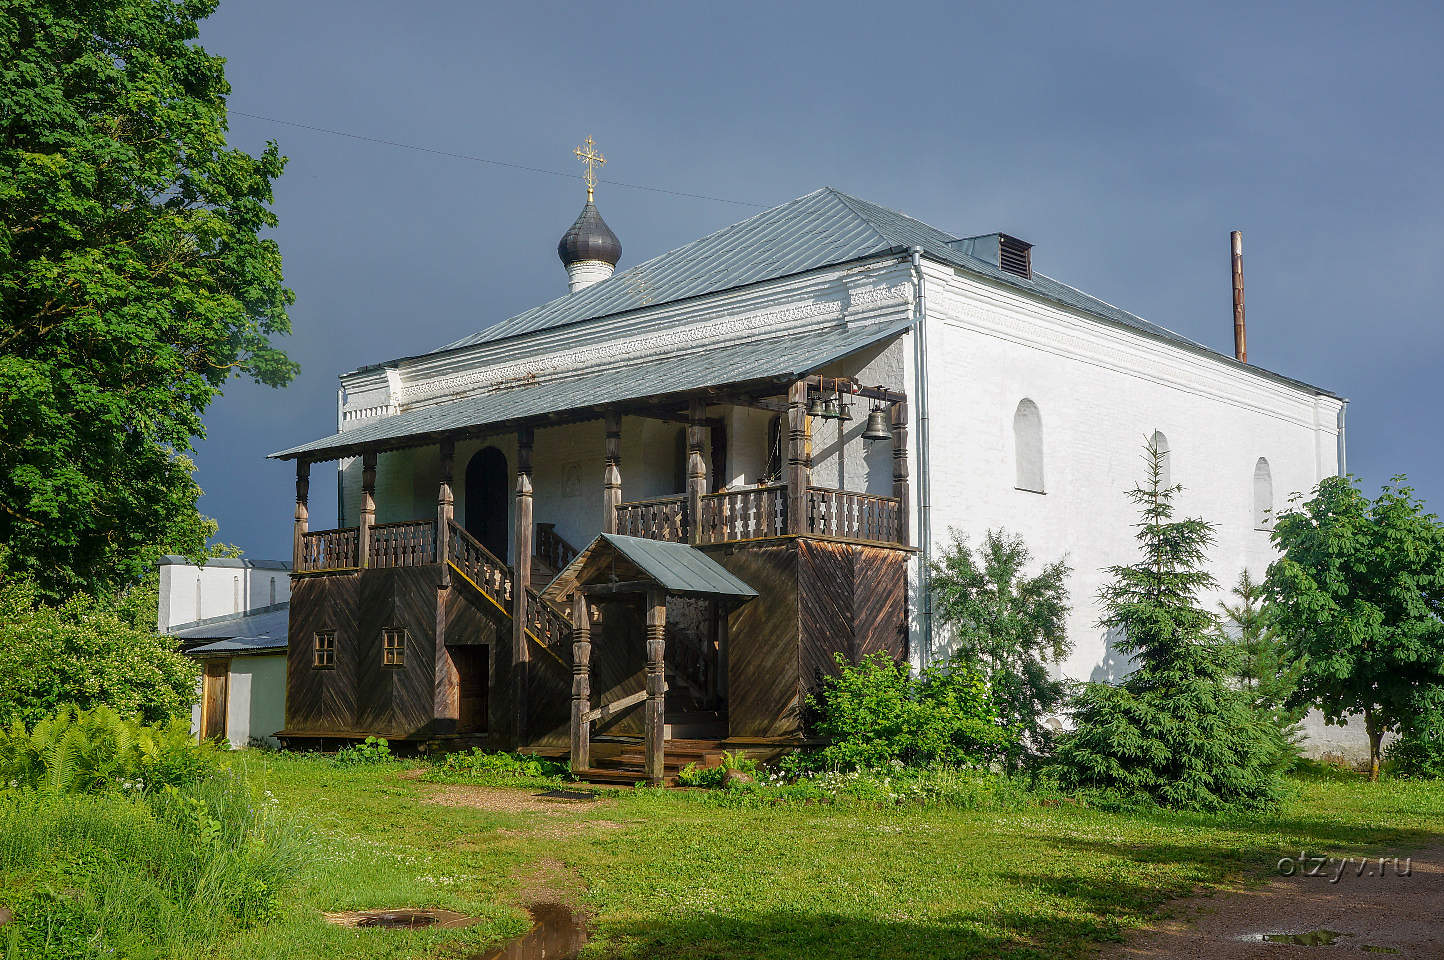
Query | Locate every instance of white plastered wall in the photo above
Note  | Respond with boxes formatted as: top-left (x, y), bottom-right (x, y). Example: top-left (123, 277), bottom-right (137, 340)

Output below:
top-left (157, 560), bottom-right (291, 631)
top-left (919, 265), bottom-right (1342, 689)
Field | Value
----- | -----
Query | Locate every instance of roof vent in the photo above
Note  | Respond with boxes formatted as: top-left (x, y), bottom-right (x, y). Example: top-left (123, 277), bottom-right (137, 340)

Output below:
top-left (998, 235), bottom-right (1032, 278)
top-left (947, 233), bottom-right (1033, 279)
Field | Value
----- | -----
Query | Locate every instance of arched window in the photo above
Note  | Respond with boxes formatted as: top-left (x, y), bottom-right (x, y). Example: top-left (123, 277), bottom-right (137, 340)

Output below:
top-left (1253, 457), bottom-right (1274, 530)
top-left (1013, 399), bottom-right (1045, 493)
top-left (1152, 430), bottom-right (1171, 487)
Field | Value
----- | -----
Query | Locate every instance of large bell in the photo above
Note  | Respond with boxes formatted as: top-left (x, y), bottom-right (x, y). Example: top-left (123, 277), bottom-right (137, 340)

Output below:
top-left (807, 395), bottom-right (826, 417)
top-left (862, 406), bottom-right (892, 442)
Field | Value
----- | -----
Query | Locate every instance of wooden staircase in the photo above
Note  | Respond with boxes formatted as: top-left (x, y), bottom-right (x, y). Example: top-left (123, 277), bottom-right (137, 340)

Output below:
top-left (577, 739), bottom-right (735, 785)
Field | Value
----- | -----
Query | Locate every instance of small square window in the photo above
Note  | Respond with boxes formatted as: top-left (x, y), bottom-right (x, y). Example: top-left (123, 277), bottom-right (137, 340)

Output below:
top-left (382, 628), bottom-right (406, 668)
top-left (313, 630), bottom-right (336, 669)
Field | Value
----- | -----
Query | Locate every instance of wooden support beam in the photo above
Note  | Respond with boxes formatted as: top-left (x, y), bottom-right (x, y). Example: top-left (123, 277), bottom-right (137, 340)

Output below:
top-left (570, 592), bottom-right (591, 773)
top-left (785, 380), bottom-right (812, 535)
top-left (359, 452), bottom-right (376, 569)
top-left (579, 580), bottom-right (653, 597)
top-left (644, 587), bottom-right (667, 785)
top-left (687, 399), bottom-right (707, 544)
top-left (602, 410), bottom-right (622, 535)
top-left (292, 460), bottom-right (310, 570)
top-left (892, 398), bottom-right (910, 546)
top-left (512, 427), bottom-right (534, 746)
top-left (437, 439), bottom-right (454, 585)
top-left (583, 687), bottom-right (649, 724)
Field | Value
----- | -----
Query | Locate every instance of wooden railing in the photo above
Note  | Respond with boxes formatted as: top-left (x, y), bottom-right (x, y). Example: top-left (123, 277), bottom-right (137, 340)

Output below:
top-left (525, 588), bottom-right (573, 653)
top-left (614, 486), bottom-right (905, 546)
top-left (614, 494), bottom-right (687, 542)
top-left (447, 520), bottom-right (512, 602)
top-left (298, 527), bottom-right (360, 571)
top-left (368, 520), bottom-right (437, 569)
top-left (535, 522), bottom-right (580, 572)
top-left (696, 485), bottom-right (787, 544)
top-left (803, 487), bottom-right (903, 543)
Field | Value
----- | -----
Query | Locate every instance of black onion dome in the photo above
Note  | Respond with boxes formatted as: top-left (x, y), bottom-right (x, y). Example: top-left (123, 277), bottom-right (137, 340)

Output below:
top-left (557, 202), bottom-right (621, 267)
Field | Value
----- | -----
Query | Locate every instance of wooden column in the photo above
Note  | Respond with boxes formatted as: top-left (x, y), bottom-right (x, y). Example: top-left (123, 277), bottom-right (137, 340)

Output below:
top-left (511, 427), bottom-right (534, 746)
top-left (891, 399), bottom-right (910, 545)
top-left (569, 592), bottom-right (592, 773)
top-left (785, 380), bottom-right (812, 535)
top-left (292, 460), bottom-right (310, 570)
top-left (644, 587), bottom-right (667, 785)
top-left (602, 410), bottom-right (622, 535)
top-left (359, 452), bottom-right (376, 569)
top-left (686, 399), bottom-right (708, 544)
top-left (437, 439), bottom-right (455, 584)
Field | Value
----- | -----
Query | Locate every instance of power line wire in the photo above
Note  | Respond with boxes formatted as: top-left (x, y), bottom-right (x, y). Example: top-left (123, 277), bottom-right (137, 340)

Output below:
top-left (229, 110), bottom-right (767, 208)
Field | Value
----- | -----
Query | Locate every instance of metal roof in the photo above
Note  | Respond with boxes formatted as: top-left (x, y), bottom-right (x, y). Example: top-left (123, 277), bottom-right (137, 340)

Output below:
top-left (185, 636), bottom-right (288, 658)
top-left (169, 604), bottom-right (289, 642)
top-left (271, 316), bottom-right (914, 460)
top-left (546, 533), bottom-right (759, 601)
top-left (417, 186), bottom-right (1334, 399)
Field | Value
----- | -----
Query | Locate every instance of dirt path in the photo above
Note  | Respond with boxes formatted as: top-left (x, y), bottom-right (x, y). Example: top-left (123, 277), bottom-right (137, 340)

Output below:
top-left (1104, 844), bottom-right (1444, 958)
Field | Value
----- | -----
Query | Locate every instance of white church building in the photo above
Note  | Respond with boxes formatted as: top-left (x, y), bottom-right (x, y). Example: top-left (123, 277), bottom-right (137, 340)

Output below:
top-left (267, 182), bottom-right (1347, 774)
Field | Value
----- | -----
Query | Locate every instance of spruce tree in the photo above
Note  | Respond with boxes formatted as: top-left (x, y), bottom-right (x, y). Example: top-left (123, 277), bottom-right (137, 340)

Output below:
top-left (1217, 570), bottom-right (1304, 748)
top-left (1055, 439), bottom-right (1287, 810)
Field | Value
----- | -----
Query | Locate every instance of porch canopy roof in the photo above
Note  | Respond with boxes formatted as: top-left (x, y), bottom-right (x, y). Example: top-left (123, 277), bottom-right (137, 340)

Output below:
top-left (544, 533), bottom-right (759, 605)
top-left (268, 316), bottom-right (913, 463)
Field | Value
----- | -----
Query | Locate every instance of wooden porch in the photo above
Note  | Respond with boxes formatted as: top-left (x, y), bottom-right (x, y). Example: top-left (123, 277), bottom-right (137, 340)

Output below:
top-left (279, 375), bottom-right (914, 771)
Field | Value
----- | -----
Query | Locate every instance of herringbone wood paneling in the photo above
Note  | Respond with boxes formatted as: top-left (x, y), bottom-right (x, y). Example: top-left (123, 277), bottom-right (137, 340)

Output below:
top-left (286, 574), bottom-right (360, 733)
top-left (707, 542), bottom-right (803, 738)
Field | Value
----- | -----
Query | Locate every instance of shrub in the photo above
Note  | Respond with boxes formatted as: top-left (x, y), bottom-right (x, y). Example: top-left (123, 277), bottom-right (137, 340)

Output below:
top-left (809, 652), bottom-right (1012, 771)
top-left (0, 704), bottom-right (220, 794)
top-left (0, 577), bottom-right (196, 728)
top-left (332, 735), bottom-right (393, 766)
top-left (676, 750), bottom-right (758, 789)
top-left (1385, 690), bottom-right (1444, 779)
top-left (426, 748), bottom-right (571, 786)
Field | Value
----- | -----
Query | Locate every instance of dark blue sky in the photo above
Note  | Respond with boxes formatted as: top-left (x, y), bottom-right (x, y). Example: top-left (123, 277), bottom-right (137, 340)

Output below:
top-left (197, 0), bottom-right (1444, 559)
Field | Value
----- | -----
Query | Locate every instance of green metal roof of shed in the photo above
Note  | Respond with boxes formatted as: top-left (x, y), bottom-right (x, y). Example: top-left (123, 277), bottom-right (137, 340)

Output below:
top-left (546, 533), bottom-right (759, 601)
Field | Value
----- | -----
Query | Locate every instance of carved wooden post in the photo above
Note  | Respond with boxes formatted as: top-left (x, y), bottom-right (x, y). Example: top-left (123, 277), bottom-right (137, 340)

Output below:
top-left (437, 439), bottom-right (454, 585)
top-left (686, 399), bottom-right (707, 544)
top-left (602, 410), bottom-right (622, 535)
top-left (570, 592), bottom-right (591, 773)
top-left (293, 460), bottom-right (310, 570)
top-left (359, 452), bottom-right (377, 569)
top-left (785, 380), bottom-right (812, 535)
top-left (891, 398), bottom-right (910, 545)
top-left (511, 427), bottom-right (534, 746)
top-left (644, 587), bottom-right (667, 785)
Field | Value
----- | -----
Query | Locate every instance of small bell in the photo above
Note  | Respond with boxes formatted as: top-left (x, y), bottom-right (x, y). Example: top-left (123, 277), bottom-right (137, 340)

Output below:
top-left (863, 405), bottom-right (892, 442)
top-left (821, 396), bottom-right (840, 419)
top-left (837, 394), bottom-right (853, 421)
top-left (807, 395), bottom-right (825, 418)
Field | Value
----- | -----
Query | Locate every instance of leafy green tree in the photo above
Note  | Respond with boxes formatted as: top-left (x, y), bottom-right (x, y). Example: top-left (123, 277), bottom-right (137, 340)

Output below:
top-left (1055, 439), bottom-right (1287, 810)
top-left (1217, 569), bottom-right (1304, 746)
top-left (931, 528), bottom-right (1072, 769)
top-left (1264, 476), bottom-right (1444, 781)
top-left (1, 0), bottom-right (296, 599)
top-left (0, 574), bottom-right (197, 727)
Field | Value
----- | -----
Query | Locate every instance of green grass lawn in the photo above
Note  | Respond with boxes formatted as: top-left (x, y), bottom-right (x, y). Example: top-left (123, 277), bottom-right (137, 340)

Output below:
top-left (206, 756), bottom-right (1444, 960)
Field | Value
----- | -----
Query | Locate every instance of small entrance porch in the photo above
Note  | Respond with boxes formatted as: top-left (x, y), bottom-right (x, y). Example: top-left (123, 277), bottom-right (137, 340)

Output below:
top-left (544, 533), bottom-right (760, 785)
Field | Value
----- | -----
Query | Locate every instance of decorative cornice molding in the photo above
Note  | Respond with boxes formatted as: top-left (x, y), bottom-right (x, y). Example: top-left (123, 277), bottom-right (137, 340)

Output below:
top-left (391, 279), bottom-right (914, 409)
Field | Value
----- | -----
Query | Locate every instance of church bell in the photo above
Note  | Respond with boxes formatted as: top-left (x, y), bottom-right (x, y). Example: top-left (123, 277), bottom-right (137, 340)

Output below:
top-left (862, 405), bottom-right (892, 442)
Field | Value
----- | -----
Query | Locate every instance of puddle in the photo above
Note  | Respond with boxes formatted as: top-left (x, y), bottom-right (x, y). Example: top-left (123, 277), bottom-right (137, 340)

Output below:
top-left (1361, 947), bottom-right (1400, 955)
top-left (1257, 929), bottom-right (1352, 946)
top-left (324, 902), bottom-right (587, 959)
top-left (471, 902), bottom-right (587, 960)
top-left (325, 907), bottom-right (479, 929)
top-left (537, 788), bottom-right (597, 802)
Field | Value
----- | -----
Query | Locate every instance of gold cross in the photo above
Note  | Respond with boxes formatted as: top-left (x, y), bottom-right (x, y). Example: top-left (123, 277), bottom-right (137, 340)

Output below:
top-left (574, 135), bottom-right (605, 202)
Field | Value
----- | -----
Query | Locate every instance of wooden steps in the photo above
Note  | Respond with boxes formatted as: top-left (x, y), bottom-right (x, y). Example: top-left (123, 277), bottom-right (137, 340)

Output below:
top-left (572, 737), bottom-right (774, 786)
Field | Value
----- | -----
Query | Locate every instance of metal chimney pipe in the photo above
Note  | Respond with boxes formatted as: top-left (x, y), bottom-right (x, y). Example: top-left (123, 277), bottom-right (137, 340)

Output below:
top-left (1231, 230), bottom-right (1247, 362)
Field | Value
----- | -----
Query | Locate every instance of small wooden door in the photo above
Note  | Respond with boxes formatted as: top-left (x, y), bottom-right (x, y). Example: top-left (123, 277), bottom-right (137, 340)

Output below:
top-left (201, 660), bottom-right (229, 740)
top-left (453, 646), bottom-right (489, 734)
